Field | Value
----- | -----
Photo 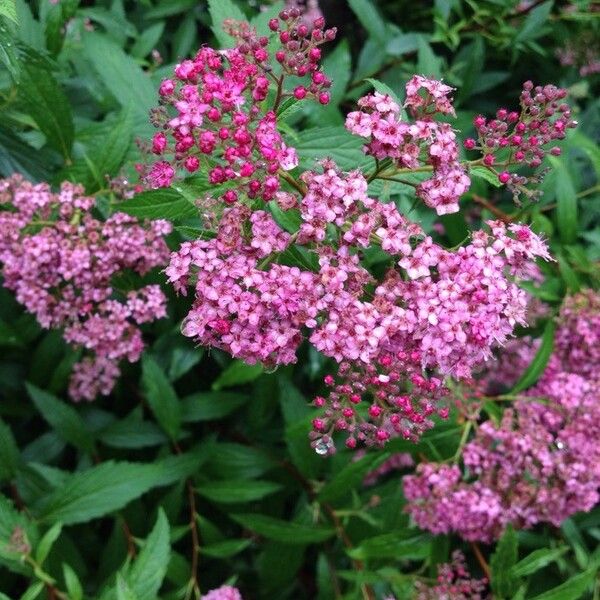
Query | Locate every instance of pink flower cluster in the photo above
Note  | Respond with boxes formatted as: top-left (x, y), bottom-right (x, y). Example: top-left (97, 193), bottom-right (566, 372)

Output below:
top-left (202, 586), bottom-right (242, 600)
top-left (168, 154), bottom-right (551, 451)
top-left (345, 78), bottom-right (470, 215)
top-left (155, 15), bottom-right (569, 454)
top-left (0, 175), bottom-right (171, 401)
top-left (146, 11), bottom-right (334, 200)
top-left (413, 551), bottom-right (489, 600)
top-left (464, 82), bottom-right (577, 192)
top-left (404, 291), bottom-right (600, 542)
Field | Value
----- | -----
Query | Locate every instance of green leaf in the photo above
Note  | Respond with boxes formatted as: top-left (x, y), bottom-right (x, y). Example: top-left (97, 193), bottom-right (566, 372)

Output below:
top-left (207, 0), bottom-right (245, 48)
top-left (0, 125), bottom-right (54, 181)
top-left (230, 514), bottom-right (334, 545)
top-left (511, 547), bottom-right (569, 577)
top-left (0, 1), bottom-right (17, 24)
top-left (268, 201), bottom-right (302, 234)
top-left (82, 32), bottom-right (156, 130)
top-left (208, 443), bottom-right (275, 480)
top-left (365, 78), bottom-right (402, 106)
top-left (550, 156), bottom-right (578, 244)
top-left (0, 416), bottom-right (19, 482)
top-left (212, 361), bottom-right (263, 390)
top-left (348, 0), bottom-right (387, 41)
top-left (201, 539), bottom-right (251, 558)
top-left (557, 251), bottom-right (581, 293)
top-left (528, 569), bottom-right (596, 600)
top-left (20, 582), bottom-right (44, 600)
top-left (0, 494), bottom-right (38, 575)
top-left (26, 384), bottom-right (95, 454)
top-left (99, 414), bottom-right (168, 449)
top-left (511, 320), bottom-right (555, 394)
top-left (197, 480), bottom-right (282, 504)
top-left (181, 392), bottom-right (248, 422)
top-left (471, 165), bottom-right (502, 188)
top-left (490, 524), bottom-right (519, 598)
top-left (141, 356), bottom-right (182, 441)
top-left (116, 575), bottom-right (138, 600)
top-left (124, 509), bottom-right (170, 598)
top-left (131, 22), bottom-right (165, 59)
top-left (386, 33), bottom-right (419, 57)
top-left (348, 532), bottom-right (431, 560)
top-left (322, 39), bottom-right (351, 106)
top-left (62, 563), bottom-right (83, 600)
top-left (120, 188), bottom-right (198, 221)
top-left (35, 461), bottom-right (164, 525)
top-left (19, 65), bottom-right (74, 159)
top-left (296, 125), bottom-right (370, 172)
top-left (514, 1), bottom-right (553, 44)
top-left (67, 107), bottom-right (133, 193)
top-left (35, 522), bottom-right (62, 565)
top-left (417, 36), bottom-right (442, 78)
top-left (318, 452), bottom-right (390, 504)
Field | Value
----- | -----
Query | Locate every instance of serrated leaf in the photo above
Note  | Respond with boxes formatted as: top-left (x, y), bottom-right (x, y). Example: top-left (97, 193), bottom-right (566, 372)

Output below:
top-left (35, 461), bottom-right (164, 525)
top-left (212, 361), bottom-right (263, 390)
top-left (72, 107), bottom-right (133, 193)
top-left (26, 384), bottom-right (95, 454)
top-left (318, 452), bottom-right (390, 504)
top-left (511, 546), bottom-right (569, 577)
top-left (141, 356), bottom-right (182, 440)
top-left (470, 165), bottom-right (502, 187)
top-left (490, 524), bottom-right (519, 597)
top-left (511, 320), bottom-right (555, 393)
top-left (348, 532), bottom-right (431, 560)
top-left (296, 125), bottom-right (370, 172)
top-left (0, 494), bottom-right (38, 575)
top-left (207, 0), bottom-right (245, 48)
top-left (0, 1), bottom-right (17, 24)
top-left (120, 188), bottom-right (198, 221)
top-left (231, 513), bottom-right (334, 545)
top-left (197, 480), bottom-right (281, 504)
top-left (528, 569), bottom-right (596, 600)
top-left (208, 443), bottom-right (275, 480)
top-left (20, 582), bottom-right (44, 600)
top-left (82, 32), bottom-right (156, 131)
top-left (19, 65), bottom-right (73, 159)
top-left (0, 416), bottom-right (19, 482)
top-left (181, 392), bottom-right (248, 422)
top-left (124, 509), bottom-right (170, 598)
top-left (99, 415), bottom-right (168, 449)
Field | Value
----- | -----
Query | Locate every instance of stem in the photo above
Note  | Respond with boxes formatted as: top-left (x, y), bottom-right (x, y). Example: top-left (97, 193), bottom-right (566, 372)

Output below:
top-left (377, 176), bottom-right (418, 187)
top-left (187, 482), bottom-right (201, 600)
top-left (453, 420), bottom-right (472, 463)
top-left (279, 170), bottom-right (307, 195)
top-left (470, 542), bottom-right (491, 581)
top-left (273, 75), bottom-right (285, 114)
top-left (471, 194), bottom-right (512, 222)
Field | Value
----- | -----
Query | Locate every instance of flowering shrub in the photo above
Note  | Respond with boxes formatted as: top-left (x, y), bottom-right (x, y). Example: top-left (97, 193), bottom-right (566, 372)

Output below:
top-left (0, 1), bottom-right (598, 599)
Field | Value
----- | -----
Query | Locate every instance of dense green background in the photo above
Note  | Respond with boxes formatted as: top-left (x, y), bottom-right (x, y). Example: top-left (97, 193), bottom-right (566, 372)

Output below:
top-left (0, 0), bottom-right (599, 598)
